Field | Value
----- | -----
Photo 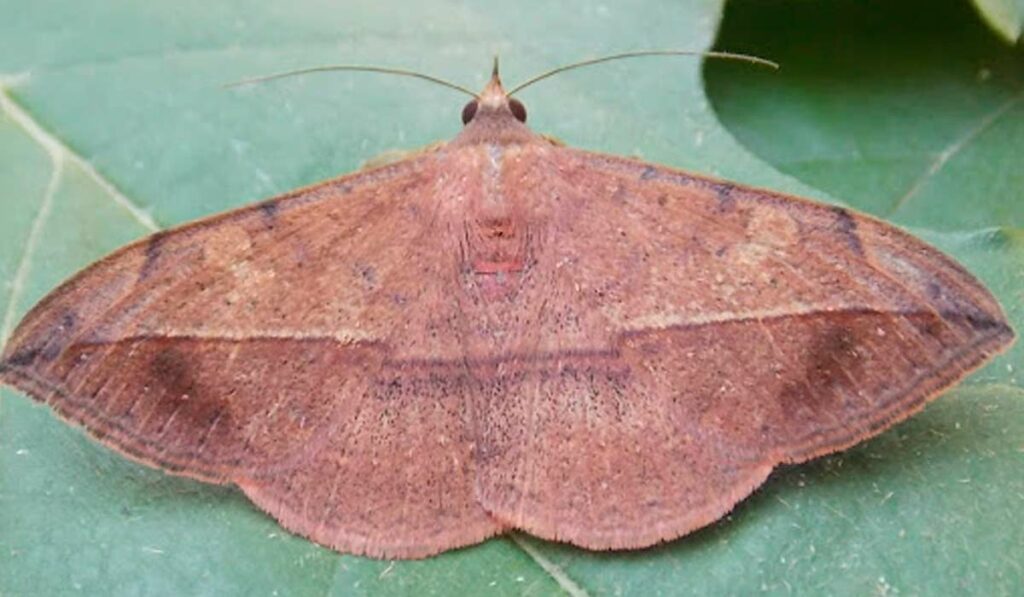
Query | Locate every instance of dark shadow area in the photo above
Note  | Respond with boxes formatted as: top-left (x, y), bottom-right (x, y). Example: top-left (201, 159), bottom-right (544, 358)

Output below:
top-left (705, 0), bottom-right (1024, 230)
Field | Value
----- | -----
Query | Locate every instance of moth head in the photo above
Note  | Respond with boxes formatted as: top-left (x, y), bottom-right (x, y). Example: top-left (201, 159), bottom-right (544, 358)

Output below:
top-left (461, 59), bottom-right (527, 125)
top-left (461, 97), bottom-right (526, 125)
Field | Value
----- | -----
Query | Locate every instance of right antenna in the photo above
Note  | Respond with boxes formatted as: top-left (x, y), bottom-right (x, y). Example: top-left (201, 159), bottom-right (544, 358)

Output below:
top-left (507, 50), bottom-right (778, 96)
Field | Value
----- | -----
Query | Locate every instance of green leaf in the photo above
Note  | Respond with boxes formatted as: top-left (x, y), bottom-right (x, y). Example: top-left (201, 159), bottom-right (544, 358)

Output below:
top-left (1, 1), bottom-right (1021, 596)
top-left (706, 0), bottom-right (1024, 233)
top-left (973, 0), bottom-right (1024, 43)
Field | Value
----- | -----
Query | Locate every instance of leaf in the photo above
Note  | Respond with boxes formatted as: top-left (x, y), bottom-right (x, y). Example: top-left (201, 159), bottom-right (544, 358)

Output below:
top-left (1, 2), bottom-right (1021, 596)
top-left (973, 0), bottom-right (1024, 43)
top-left (706, 0), bottom-right (1024, 234)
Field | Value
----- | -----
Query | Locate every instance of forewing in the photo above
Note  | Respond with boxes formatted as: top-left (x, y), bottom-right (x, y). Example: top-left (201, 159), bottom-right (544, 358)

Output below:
top-left (0, 150), bottom-right (503, 557)
top-left (471, 145), bottom-right (1014, 549)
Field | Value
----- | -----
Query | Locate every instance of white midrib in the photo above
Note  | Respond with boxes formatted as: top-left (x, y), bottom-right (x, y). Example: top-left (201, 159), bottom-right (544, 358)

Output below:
top-left (510, 534), bottom-right (591, 597)
top-left (888, 90), bottom-right (1024, 216)
top-left (0, 81), bottom-right (160, 347)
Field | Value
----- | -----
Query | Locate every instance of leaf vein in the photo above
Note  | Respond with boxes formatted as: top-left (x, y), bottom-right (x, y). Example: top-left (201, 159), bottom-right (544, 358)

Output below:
top-left (0, 145), bottom-right (62, 346)
top-left (509, 533), bottom-right (590, 597)
top-left (0, 82), bottom-right (161, 233)
top-left (888, 91), bottom-right (1024, 215)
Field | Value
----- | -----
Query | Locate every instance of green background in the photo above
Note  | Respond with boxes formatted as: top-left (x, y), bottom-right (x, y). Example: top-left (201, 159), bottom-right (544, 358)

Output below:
top-left (1, 0), bottom-right (1021, 594)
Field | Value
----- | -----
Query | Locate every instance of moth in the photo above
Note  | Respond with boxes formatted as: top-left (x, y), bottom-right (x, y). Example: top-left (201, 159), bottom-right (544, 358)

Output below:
top-left (0, 55), bottom-right (1014, 559)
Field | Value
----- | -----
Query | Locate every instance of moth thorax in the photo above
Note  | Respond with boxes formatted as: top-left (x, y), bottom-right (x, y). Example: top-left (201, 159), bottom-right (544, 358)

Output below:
top-left (468, 215), bottom-right (528, 277)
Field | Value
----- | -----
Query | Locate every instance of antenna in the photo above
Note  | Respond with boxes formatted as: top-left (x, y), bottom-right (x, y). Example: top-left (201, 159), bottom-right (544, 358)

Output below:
top-left (224, 50), bottom-right (777, 99)
top-left (225, 65), bottom-right (478, 98)
top-left (507, 50), bottom-right (778, 96)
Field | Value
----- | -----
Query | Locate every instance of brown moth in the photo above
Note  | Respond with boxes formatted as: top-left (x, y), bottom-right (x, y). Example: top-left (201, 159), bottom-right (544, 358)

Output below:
top-left (0, 61), bottom-right (1015, 560)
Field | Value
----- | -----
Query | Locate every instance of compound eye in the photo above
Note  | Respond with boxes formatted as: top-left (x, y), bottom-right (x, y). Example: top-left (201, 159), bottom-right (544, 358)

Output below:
top-left (461, 100), bottom-right (478, 125)
top-left (508, 98), bottom-right (527, 123)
